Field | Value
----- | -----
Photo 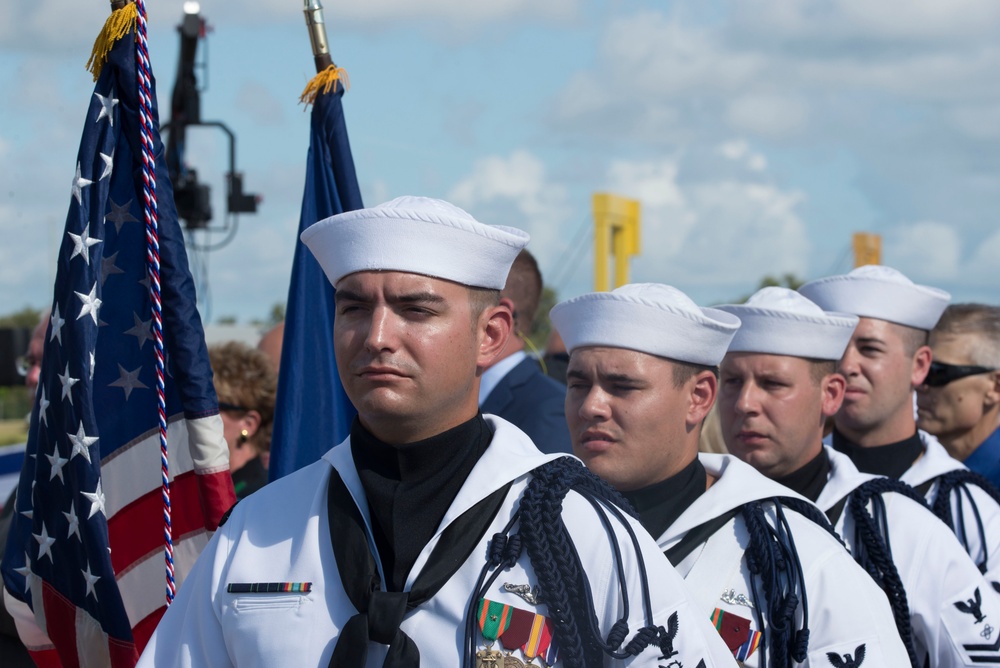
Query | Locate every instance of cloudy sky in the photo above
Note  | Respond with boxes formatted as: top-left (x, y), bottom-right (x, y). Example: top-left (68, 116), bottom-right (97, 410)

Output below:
top-left (2, 0), bottom-right (998, 324)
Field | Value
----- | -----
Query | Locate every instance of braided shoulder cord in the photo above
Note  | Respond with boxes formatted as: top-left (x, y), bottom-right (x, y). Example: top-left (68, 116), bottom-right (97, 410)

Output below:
top-left (518, 457), bottom-right (669, 666)
top-left (847, 478), bottom-right (924, 668)
top-left (777, 497), bottom-right (842, 543)
top-left (740, 499), bottom-right (811, 668)
top-left (930, 470), bottom-right (1000, 574)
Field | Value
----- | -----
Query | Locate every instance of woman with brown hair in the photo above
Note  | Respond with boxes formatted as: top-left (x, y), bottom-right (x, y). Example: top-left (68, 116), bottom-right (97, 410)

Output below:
top-left (209, 341), bottom-right (277, 499)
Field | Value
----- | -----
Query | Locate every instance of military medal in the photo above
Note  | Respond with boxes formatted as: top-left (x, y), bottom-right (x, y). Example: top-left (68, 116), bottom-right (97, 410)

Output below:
top-left (522, 613), bottom-right (555, 666)
top-left (711, 607), bottom-right (761, 662)
top-left (502, 653), bottom-right (526, 668)
top-left (477, 599), bottom-right (513, 668)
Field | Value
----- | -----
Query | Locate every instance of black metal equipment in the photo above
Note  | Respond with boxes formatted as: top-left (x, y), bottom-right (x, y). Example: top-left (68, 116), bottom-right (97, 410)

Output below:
top-left (162, 3), bottom-right (259, 245)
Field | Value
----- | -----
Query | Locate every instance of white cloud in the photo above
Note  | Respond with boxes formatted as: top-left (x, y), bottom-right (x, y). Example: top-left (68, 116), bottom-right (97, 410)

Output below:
top-left (732, 0), bottom-right (1000, 46)
top-left (448, 150), bottom-right (571, 225)
top-left (0, 0), bottom-right (583, 54)
top-left (884, 220), bottom-right (961, 281)
top-left (965, 228), bottom-right (1000, 286)
top-left (549, 3), bottom-right (1000, 144)
top-left (718, 139), bottom-right (768, 172)
top-left (234, 82), bottom-right (285, 127)
top-left (726, 94), bottom-right (809, 138)
top-left (447, 150), bottom-right (573, 293)
top-left (604, 157), bottom-right (809, 289)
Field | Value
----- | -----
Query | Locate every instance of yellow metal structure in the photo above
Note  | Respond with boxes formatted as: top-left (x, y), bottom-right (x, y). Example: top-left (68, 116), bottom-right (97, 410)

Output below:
top-left (593, 193), bottom-right (641, 291)
top-left (852, 232), bottom-right (882, 267)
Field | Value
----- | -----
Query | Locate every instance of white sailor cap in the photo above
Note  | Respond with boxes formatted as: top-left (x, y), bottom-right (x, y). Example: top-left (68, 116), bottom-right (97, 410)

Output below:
top-left (549, 283), bottom-right (742, 366)
top-left (301, 196), bottom-right (529, 289)
top-left (716, 287), bottom-right (859, 360)
top-left (798, 265), bottom-right (950, 331)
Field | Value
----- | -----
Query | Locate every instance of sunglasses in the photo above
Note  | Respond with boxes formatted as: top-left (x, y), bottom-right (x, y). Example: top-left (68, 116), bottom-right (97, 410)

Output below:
top-left (924, 361), bottom-right (998, 388)
top-left (15, 353), bottom-right (40, 377)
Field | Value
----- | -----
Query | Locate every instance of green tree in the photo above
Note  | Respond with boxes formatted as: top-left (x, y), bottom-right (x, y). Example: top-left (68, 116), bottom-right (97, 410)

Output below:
top-left (0, 306), bottom-right (43, 329)
top-left (527, 286), bottom-right (558, 352)
top-left (733, 273), bottom-right (804, 304)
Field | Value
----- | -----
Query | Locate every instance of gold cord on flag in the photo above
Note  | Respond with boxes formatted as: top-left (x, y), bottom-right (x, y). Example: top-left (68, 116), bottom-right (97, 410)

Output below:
top-left (86, 2), bottom-right (138, 81)
top-left (300, 64), bottom-right (350, 106)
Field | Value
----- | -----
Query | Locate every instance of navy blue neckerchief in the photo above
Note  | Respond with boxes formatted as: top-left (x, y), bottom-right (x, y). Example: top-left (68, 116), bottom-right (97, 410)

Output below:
top-left (326, 465), bottom-right (512, 667)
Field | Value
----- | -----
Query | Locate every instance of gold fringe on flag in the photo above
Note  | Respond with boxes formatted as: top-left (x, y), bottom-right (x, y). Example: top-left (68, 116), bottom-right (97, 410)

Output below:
top-left (86, 2), bottom-right (138, 81)
top-left (300, 65), bottom-right (350, 106)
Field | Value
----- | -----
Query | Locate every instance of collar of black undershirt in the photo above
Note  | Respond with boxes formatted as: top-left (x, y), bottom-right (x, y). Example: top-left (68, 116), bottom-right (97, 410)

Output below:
top-left (350, 413), bottom-right (493, 592)
top-left (622, 457), bottom-right (707, 541)
top-left (831, 428), bottom-right (923, 479)
top-left (773, 448), bottom-right (831, 503)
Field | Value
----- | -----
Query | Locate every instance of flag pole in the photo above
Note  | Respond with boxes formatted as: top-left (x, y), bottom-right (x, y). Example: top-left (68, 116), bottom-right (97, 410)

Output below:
top-left (304, 0), bottom-right (333, 73)
top-left (301, 0), bottom-right (349, 104)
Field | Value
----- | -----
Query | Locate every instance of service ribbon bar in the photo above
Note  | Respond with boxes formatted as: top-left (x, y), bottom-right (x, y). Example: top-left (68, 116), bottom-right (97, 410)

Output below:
top-left (227, 582), bottom-right (313, 594)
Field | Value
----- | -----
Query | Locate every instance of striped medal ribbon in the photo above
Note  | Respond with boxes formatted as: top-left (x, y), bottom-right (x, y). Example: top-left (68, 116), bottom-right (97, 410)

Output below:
top-left (477, 599), bottom-right (513, 667)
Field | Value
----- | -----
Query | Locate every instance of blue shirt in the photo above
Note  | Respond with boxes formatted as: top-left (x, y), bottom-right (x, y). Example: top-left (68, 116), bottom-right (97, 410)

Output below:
top-left (963, 425), bottom-right (1000, 490)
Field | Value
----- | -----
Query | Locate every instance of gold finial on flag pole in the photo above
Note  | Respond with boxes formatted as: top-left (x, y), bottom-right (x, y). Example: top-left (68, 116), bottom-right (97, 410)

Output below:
top-left (300, 0), bottom-right (350, 105)
top-left (87, 0), bottom-right (138, 80)
top-left (304, 0), bottom-right (333, 73)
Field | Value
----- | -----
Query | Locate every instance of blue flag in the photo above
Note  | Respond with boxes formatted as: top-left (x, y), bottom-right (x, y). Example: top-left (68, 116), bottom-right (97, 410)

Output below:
top-left (1, 19), bottom-right (234, 665)
top-left (269, 80), bottom-right (363, 481)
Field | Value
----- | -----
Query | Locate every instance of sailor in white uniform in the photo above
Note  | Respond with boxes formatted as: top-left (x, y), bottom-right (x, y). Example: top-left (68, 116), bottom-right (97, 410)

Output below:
top-left (550, 283), bottom-right (909, 667)
top-left (138, 197), bottom-right (737, 667)
top-left (717, 286), bottom-right (1000, 667)
top-left (801, 266), bottom-right (1000, 585)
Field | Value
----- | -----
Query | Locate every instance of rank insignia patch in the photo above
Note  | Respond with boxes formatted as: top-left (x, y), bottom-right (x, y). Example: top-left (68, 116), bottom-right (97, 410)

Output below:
top-left (827, 644), bottom-right (866, 667)
top-left (955, 587), bottom-right (988, 624)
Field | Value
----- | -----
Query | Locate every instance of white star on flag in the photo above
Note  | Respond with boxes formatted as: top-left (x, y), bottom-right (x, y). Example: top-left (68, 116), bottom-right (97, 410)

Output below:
top-left (68, 223), bottom-right (102, 265)
top-left (75, 284), bottom-right (102, 325)
top-left (46, 451), bottom-right (69, 483)
top-left (94, 91), bottom-right (118, 127)
top-left (68, 422), bottom-right (98, 464)
top-left (13, 553), bottom-right (36, 594)
top-left (105, 198), bottom-right (138, 233)
top-left (49, 304), bottom-right (65, 345)
top-left (100, 251), bottom-right (124, 286)
top-left (125, 312), bottom-right (153, 349)
top-left (110, 364), bottom-right (147, 401)
top-left (98, 151), bottom-right (114, 181)
top-left (58, 363), bottom-right (79, 404)
top-left (63, 504), bottom-right (81, 542)
top-left (38, 385), bottom-right (50, 428)
top-left (82, 563), bottom-right (101, 601)
top-left (33, 524), bottom-right (56, 564)
top-left (82, 479), bottom-right (106, 519)
top-left (72, 162), bottom-right (93, 206)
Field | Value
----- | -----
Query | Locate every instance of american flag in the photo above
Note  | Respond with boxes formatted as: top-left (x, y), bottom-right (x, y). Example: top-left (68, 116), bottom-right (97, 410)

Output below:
top-left (1, 20), bottom-right (235, 667)
top-left (268, 71), bottom-right (362, 481)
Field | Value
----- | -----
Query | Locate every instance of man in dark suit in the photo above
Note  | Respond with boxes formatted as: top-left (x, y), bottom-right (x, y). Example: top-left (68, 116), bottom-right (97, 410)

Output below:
top-left (479, 250), bottom-right (572, 454)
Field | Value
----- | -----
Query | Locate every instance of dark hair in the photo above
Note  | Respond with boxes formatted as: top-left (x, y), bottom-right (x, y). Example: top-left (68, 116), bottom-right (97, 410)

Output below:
top-left (670, 360), bottom-right (718, 388)
top-left (502, 249), bottom-right (543, 335)
top-left (890, 322), bottom-right (930, 358)
top-left (808, 359), bottom-right (838, 385)
top-left (467, 286), bottom-right (501, 323)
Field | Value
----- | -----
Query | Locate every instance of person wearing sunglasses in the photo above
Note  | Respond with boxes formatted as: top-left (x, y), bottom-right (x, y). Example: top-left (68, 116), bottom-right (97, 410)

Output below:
top-left (208, 341), bottom-right (277, 500)
top-left (918, 304), bottom-right (1000, 489)
top-left (801, 266), bottom-right (1000, 586)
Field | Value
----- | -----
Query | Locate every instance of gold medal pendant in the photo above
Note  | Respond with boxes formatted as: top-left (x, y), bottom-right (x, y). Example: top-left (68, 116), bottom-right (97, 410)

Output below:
top-left (503, 652), bottom-right (526, 668)
top-left (476, 648), bottom-right (505, 668)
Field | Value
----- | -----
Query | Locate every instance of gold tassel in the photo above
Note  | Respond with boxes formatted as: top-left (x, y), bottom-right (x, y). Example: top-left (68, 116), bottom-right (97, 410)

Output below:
top-left (299, 65), bottom-right (350, 106)
top-left (86, 2), bottom-right (138, 81)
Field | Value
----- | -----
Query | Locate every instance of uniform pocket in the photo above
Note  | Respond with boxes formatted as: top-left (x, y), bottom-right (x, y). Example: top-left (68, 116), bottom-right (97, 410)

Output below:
top-left (232, 594), bottom-right (304, 612)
